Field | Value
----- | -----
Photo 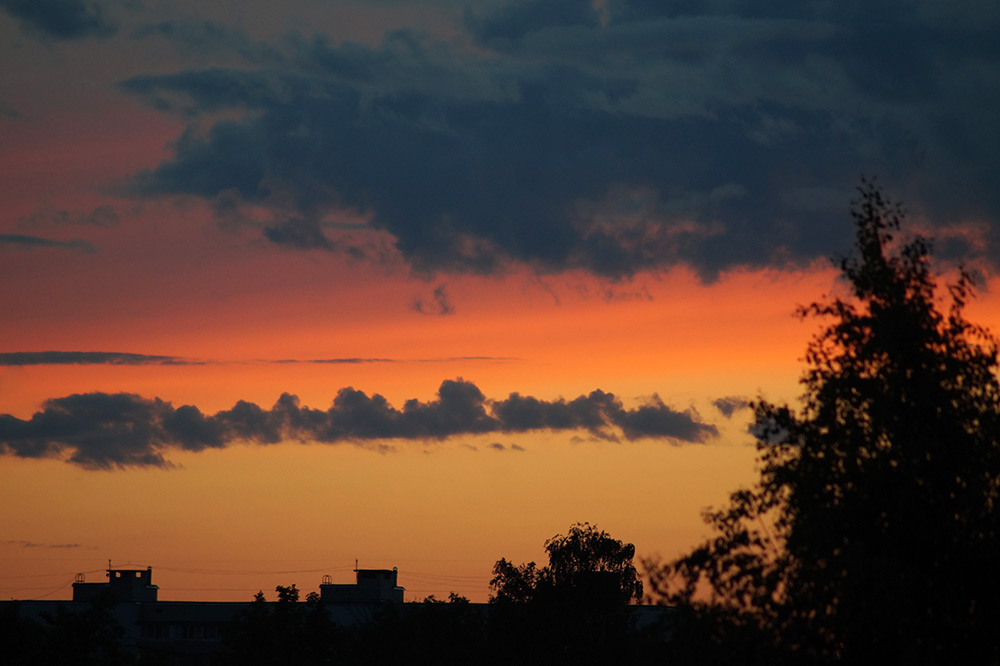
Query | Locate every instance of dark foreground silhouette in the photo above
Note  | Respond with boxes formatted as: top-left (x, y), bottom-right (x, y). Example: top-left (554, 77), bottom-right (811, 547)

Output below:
top-left (647, 180), bottom-right (1000, 665)
top-left (2, 525), bottom-right (670, 666)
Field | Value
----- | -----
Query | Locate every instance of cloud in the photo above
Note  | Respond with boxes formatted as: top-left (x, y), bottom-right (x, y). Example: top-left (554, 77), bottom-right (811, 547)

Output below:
top-left (713, 396), bottom-right (751, 418)
top-left (465, 0), bottom-right (602, 45)
top-left (0, 98), bottom-right (19, 118)
top-left (0, 393), bottom-right (192, 469)
top-left (130, 18), bottom-right (280, 64)
top-left (0, 234), bottom-right (96, 253)
top-left (264, 355), bottom-right (518, 365)
top-left (0, 380), bottom-right (719, 469)
top-left (487, 442), bottom-right (525, 452)
top-left (0, 0), bottom-right (117, 40)
top-left (0, 351), bottom-right (194, 366)
top-left (0, 351), bottom-right (515, 367)
top-left (263, 218), bottom-right (336, 251)
top-left (492, 390), bottom-right (718, 442)
top-left (115, 3), bottom-right (1000, 279)
top-left (413, 284), bottom-right (455, 315)
top-left (5, 540), bottom-right (90, 549)
top-left (18, 204), bottom-right (119, 228)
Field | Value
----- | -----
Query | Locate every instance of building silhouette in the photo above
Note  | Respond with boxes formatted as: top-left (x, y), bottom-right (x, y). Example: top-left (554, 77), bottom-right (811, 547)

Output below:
top-left (3, 566), bottom-right (408, 665)
top-left (3, 565), bottom-right (672, 665)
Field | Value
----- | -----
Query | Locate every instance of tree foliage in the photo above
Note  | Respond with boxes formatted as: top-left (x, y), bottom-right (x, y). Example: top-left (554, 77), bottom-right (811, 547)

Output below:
top-left (218, 584), bottom-right (341, 666)
top-left (489, 523), bottom-right (652, 665)
top-left (649, 180), bottom-right (1000, 664)
top-left (490, 522), bottom-right (643, 605)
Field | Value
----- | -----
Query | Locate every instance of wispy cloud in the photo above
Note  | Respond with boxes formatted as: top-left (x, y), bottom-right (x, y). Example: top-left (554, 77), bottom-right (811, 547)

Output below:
top-left (18, 204), bottom-right (119, 229)
top-left (0, 352), bottom-right (196, 366)
top-left (4, 540), bottom-right (90, 550)
top-left (0, 351), bottom-right (517, 367)
top-left (0, 234), bottom-right (97, 253)
top-left (413, 284), bottom-right (456, 316)
top-left (268, 356), bottom-right (517, 365)
top-left (0, 380), bottom-right (718, 470)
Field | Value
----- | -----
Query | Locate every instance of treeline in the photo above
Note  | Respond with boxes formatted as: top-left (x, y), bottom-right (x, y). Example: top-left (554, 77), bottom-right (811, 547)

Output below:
top-left (0, 523), bottom-right (668, 666)
top-left (216, 585), bottom-right (666, 666)
top-left (218, 523), bottom-right (669, 666)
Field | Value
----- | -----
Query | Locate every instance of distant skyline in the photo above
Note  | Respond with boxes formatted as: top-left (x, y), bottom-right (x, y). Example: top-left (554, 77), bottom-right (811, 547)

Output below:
top-left (2, 0), bottom-right (999, 602)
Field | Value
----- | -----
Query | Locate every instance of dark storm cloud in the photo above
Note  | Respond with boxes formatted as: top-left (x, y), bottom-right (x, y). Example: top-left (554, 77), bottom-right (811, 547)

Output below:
top-left (465, 0), bottom-right (602, 44)
top-left (130, 18), bottom-right (281, 63)
top-left (0, 234), bottom-right (96, 253)
top-left (118, 1), bottom-right (1000, 279)
top-left (263, 218), bottom-right (335, 251)
top-left (0, 380), bottom-right (718, 469)
top-left (0, 0), bottom-right (116, 40)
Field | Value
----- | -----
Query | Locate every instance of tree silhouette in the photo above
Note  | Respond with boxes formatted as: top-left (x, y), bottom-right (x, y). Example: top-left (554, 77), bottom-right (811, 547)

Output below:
top-left (490, 523), bottom-right (649, 665)
top-left (0, 593), bottom-right (135, 666)
top-left (649, 180), bottom-right (1000, 664)
top-left (218, 584), bottom-right (340, 666)
top-left (491, 522), bottom-right (642, 605)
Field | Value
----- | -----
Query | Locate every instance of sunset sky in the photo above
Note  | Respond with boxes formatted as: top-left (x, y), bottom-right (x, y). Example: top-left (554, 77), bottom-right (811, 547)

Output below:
top-left (2, 0), bottom-right (999, 603)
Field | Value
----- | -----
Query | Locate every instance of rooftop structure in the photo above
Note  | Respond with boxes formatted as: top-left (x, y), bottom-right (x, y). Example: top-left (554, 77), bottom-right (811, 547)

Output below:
top-left (320, 568), bottom-right (405, 604)
top-left (72, 566), bottom-right (159, 603)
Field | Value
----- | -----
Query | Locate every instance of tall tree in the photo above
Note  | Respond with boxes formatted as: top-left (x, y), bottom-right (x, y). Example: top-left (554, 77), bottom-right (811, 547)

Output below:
top-left (490, 523), bottom-right (649, 665)
top-left (649, 181), bottom-right (1000, 664)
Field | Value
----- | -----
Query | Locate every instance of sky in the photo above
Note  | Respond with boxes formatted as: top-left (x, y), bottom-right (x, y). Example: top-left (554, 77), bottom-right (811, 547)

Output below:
top-left (1, 0), bottom-right (999, 603)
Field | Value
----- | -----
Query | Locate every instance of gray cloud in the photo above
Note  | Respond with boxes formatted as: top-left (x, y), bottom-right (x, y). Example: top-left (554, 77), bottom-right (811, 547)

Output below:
top-left (265, 355), bottom-right (517, 365)
top-left (0, 380), bottom-right (718, 469)
top-left (5, 540), bottom-right (89, 549)
top-left (130, 18), bottom-right (280, 63)
top-left (18, 205), bottom-right (119, 228)
top-left (0, 352), bottom-right (193, 366)
top-left (0, 0), bottom-right (117, 40)
top-left (263, 218), bottom-right (336, 251)
top-left (115, 2), bottom-right (1000, 279)
top-left (487, 442), bottom-right (526, 452)
top-left (413, 284), bottom-right (455, 316)
top-left (0, 351), bottom-right (515, 366)
top-left (0, 98), bottom-right (19, 118)
top-left (0, 234), bottom-right (96, 253)
top-left (713, 396), bottom-right (751, 418)
top-left (492, 390), bottom-right (718, 442)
